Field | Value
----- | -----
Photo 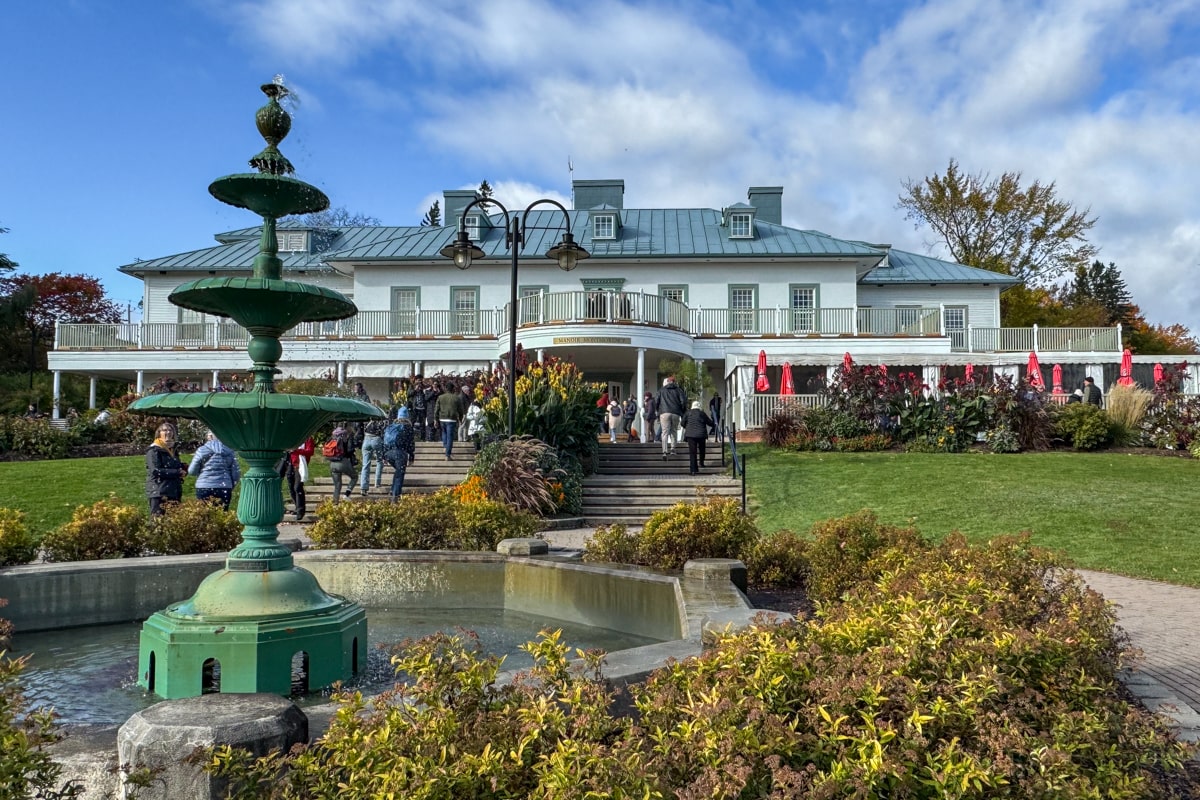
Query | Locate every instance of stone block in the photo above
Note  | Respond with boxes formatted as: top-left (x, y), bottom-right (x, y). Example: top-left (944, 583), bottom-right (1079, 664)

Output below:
top-left (683, 558), bottom-right (747, 592)
top-left (497, 537), bottom-right (549, 556)
top-left (117, 693), bottom-right (307, 799)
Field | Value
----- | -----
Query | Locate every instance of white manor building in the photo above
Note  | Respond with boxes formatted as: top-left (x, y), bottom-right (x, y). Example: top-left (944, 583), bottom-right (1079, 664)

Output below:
top-left (49, 179), bottom-right (1194, 428)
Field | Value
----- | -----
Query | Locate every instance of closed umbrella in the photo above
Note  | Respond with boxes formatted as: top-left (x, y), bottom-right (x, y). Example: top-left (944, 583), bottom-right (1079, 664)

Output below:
top-left (1118, 348), bottom-right (1134, 386)
top-left (1026, 352), bottom-right (1044, 391)
top-left (843, 352), bottom-right (854, 371)
top-left (964, 363), bottom-right (974, 381)
top-left (755, 350), bottom-right (770, 392)
top-left (1154, 363), bottom-right (1164, 385)
top-left (1052, 363), bottom-right (1064, 395)
top-left (781, 362), bottom-right (795, 395)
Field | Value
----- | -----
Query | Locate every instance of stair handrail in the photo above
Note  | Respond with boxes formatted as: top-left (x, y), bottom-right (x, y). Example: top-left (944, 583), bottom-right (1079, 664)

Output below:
top-left (728, 423), bottom-right (739, 477)
top-left (739, 453), bottom-right (746, 515)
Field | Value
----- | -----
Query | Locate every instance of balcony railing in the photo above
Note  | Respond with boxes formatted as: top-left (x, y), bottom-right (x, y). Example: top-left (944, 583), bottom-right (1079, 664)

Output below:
top-left (54, 291), bottom-right (1121, 354)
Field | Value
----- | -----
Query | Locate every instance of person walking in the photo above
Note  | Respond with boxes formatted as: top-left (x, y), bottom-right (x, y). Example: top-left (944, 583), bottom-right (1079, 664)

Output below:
top-left (656, 375), bottom-right (688, 459)
top-left (358, 414), bottom-right (387, 495)
top-left (383, 407), bottom-right (417, 501)
top-left (681, 401), bottom-right (716, 475)
top-left (622, 396), bottom-right (638, 441)
top-left (422, 380), bottom-right (440, 442)
top-left (407, 380), bottom-right (428, 442)
top-left (188, 430), bottom-right (241, 510)
top-left (708, 393), bottom-right (723, 439)
top-left (607, 398), bottom-right (623, 444)
top-left (281, 437), bottom-right (314, 521)
top-left (465, 397), bottom-right (485, 452)
top-left (435, 381), bottom-right (466, 459)
top-left (325, 426), bottom-right (357, 503)
top-left (642, 392), bottom-right (658, 446)
top-left (1082, 376), bottom-right (1103, 406)
top-left (145, 422), bottom-right (186, 516)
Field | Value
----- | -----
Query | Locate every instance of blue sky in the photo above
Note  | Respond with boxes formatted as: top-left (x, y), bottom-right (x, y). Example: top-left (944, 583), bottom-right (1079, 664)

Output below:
top-left (3, 0), bottom-right (1199, 333)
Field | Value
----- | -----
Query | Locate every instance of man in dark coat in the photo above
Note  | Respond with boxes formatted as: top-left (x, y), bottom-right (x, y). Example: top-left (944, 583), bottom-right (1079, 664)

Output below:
top-left (1082, 376), bottom-right (1103, 406)
top-left (655, 375), bottom-right (688, 458)
top-left (681, 401), bottom-right (716, 474)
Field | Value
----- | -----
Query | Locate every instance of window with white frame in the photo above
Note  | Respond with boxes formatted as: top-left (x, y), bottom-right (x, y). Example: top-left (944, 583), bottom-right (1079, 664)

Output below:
top-left (730, 285), bottom-right (757, 332)
top-left (592, 214), bottom-right (616, 240)
top-left (729, 212), bottom-right (753, 238)
top-left (390, 287), bottom-right (419, 335)
top-left (944, 305), bottom-right (967, 348)
top-left (276, 231), bottom-right (308, 252)
top-left (451, 287), bottom-right (479, 334)
top-left (464, 215), bottom-right (481, 241)
top-left (790, 285), bottom-right (816, 332)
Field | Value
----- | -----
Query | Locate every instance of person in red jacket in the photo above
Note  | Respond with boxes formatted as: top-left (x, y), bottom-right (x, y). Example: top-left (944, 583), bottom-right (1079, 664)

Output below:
top-left (281, 437), bottom-right (314, 521)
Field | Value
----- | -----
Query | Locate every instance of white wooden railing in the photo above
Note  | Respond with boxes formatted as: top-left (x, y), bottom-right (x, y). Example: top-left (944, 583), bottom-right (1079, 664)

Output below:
top-left (55, 291), bottom-right (1120, 354)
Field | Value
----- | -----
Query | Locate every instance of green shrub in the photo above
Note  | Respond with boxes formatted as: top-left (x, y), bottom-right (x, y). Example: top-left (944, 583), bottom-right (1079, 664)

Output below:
top-left (984, 422), bottom-right (1020, 453)
top-left (638, 495), bottom-right (759, 570)
top-left (308, 491), bottom-right (533, 551)
top-left (806, 509), bottom-right (924, 604)
top-left (1054, 402), bottom-right (1112, 450)
top-left (0, 508), bottom-right (38, 566)
top-left (0, 640), bottom-right (79, 798)
top-left (0, 416), bottom-right (72, 459)
top-left (453, 497), bottom-right (539, 550)
top-left (744, 529), bottom-right (809, 588)
top-left (40, 498), bottom-right (146, 562)
top-left (582, 523), bottom-right (641, 565)
top-left (143, 497), bottom-right (242, 555)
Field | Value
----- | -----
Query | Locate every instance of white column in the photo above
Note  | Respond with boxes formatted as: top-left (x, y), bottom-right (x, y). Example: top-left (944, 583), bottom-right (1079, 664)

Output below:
top-left (88, 376), bottom-right (97, 410)
top-left (337, 361), bottom-right (346, 385)
top-left (536, 349), bottom-right (545, 363)
top-left (136, 370), bottom-right (145, 394)
top-left (414, 361), bottom-right (423, 378)
top-left (212, 370), bottom-right (220, 390)
top-left (52, 371), bottom-right (62, 419)
top-left (636, 348), bottom-right (647, 436)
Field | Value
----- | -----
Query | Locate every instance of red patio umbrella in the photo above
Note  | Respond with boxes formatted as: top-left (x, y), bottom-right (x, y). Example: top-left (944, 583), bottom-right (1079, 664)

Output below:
top-left (1154, 363), bottom-right (1164, 385)
top-left (755, 349), bottom-right (770, 392)
top-left (964, 363), bottom-right (974, 381)
top-left (1052, 363), bottom-right (1064, 395)
top-left (1118, 348), bottom-right (1134, 386)
top-left (1026, 351), bottom-right (1045, 391)
top-left (781, 362), bottom-right (795, 395)
top-left (842, 352), bottom-right (853, 371)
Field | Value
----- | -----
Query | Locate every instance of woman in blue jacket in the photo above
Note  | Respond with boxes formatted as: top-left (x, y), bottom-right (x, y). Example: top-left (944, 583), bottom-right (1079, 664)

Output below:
top-left (188, 430), bottom-right (241, 510)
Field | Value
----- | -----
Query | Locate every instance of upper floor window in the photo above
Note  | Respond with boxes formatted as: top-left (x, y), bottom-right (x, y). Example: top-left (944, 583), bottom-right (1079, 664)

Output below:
top-left (276, 231), bottom-right (308, 252)
top-left (593, 214), bottom-right (616, 240)
top-left (729, 213), bottom-right (752, 238)
top-left (464, 215), bottom-right (481, 241)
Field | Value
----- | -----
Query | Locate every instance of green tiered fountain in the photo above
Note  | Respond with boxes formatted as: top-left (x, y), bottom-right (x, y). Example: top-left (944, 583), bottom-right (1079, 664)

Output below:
top-left (129, 80), bottom-right (385, 699)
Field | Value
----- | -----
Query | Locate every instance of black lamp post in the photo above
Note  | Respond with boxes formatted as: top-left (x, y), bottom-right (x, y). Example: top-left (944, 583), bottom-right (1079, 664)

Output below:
top-left (440, 198), bottom-right (589, 436)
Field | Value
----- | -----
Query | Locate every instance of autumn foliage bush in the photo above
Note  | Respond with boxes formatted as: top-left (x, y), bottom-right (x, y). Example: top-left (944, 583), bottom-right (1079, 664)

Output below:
top-left (40, 497), bottom-right (145, 562)
top-left (0, 508), bottom-right (38, 566)
top-left (202, 529), bottom-right (1196, 799)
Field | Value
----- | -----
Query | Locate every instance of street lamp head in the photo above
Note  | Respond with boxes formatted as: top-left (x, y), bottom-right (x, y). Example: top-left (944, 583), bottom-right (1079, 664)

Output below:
top-left (439, 229), bottom-right (485, 271)
top-left (546, 231), bottom-right (590, 272)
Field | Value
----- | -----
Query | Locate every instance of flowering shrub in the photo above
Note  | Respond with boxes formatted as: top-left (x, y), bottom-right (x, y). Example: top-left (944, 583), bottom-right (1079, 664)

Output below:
top-left (468, 435), bottom-right (581, 516)
top-left (805, 509), bottom-right (925, 604)
top-left (1143, 364), bottom-right (1200, 450)
top-left (475, 356), bottom-right (602, 464)
top-left (0, 508), bottom-right (38, 566)
top-left (1053, 403), bottom-right (1112, 450)
top-left (0, 416), bottom-right (72, 459)
top-left (743, 529), bottom-right (809, 588)
top-left (451, 474), bottom-right (488, 505)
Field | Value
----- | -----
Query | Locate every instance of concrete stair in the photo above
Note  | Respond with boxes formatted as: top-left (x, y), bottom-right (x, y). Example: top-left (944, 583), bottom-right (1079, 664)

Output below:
top-left (296, 440), bottom-right (741, 529)
top-left (582, 441), bottom-right (740, 526)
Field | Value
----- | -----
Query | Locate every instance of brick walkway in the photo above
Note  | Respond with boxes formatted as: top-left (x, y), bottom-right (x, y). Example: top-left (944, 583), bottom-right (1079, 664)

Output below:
top-left (1079, 570), bottom-right (1200, 744)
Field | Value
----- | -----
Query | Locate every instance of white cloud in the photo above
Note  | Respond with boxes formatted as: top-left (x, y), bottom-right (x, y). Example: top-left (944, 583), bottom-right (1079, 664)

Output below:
top-left (217, 0), bottom-right (1200, 333)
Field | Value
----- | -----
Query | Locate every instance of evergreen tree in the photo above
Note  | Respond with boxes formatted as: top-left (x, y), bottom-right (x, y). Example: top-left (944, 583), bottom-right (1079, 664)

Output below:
top-left (478, 180), bottom-right (494, 200)
top-left (1065, 260), bottom-right (1134, 326)
top-left (0, 224), bottom-right (16, 273)
top-left (421, 200), bottom-right (442, 227)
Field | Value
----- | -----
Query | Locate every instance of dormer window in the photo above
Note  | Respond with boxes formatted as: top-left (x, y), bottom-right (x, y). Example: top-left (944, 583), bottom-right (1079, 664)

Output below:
top-left (593, 214), bottom-right (616, 240)
top-left (276, 231), bottom-right (308, 252)
top-left (729, 212), bottom-right (753, 238)
top-left (465, 214), bottom-right (481, 241)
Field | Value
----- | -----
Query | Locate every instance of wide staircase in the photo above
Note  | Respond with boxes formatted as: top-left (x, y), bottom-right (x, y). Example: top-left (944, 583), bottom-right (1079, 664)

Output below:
top-left (302, 441), bottom-right (476, 505)
top-left (582, 440), bottom-right (741, 527)
top-left (300, 439), bottom-right (742, 528)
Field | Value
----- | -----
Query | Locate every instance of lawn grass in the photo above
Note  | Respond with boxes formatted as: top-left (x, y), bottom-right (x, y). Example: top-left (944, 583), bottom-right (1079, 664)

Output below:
top-left (1, 448), bottom-right (1198, 587)
top-left (741, 444), bottom-right (1200, 587)
top-left (0, 455), bottom-right (333, 537)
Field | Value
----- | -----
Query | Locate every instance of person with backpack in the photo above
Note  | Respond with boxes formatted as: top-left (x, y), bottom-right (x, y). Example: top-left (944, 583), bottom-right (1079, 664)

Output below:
top-left (358, 413), bottom-right (388, 496)
top-left (622, 396), bottom-right (637, 441)
top-left (408, 380), bottom-right (428, 442)
top-left (465, 397), bottom-right (485, 452)
top-left (642, 392), bottom-right (659, 446)
top-left (279, 436), bottom-right (314, 521)
top-left (607, 399), bottom-right (622, 443)
top-left (383, 407), bottom-right (416, 501)
top-left (324, 426), bottom-right (357, 503)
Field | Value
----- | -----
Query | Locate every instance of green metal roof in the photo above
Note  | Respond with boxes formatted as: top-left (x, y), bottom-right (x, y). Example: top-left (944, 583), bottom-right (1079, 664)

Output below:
top-left (863, 249), bottom-right (1021, 285)
top-left (121, 208), bottom-right (1015, 287)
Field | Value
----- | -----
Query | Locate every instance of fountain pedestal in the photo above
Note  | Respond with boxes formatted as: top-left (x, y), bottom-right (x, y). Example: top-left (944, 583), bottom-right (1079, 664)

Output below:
top-left (129, 81), bottom-right (383, 699)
